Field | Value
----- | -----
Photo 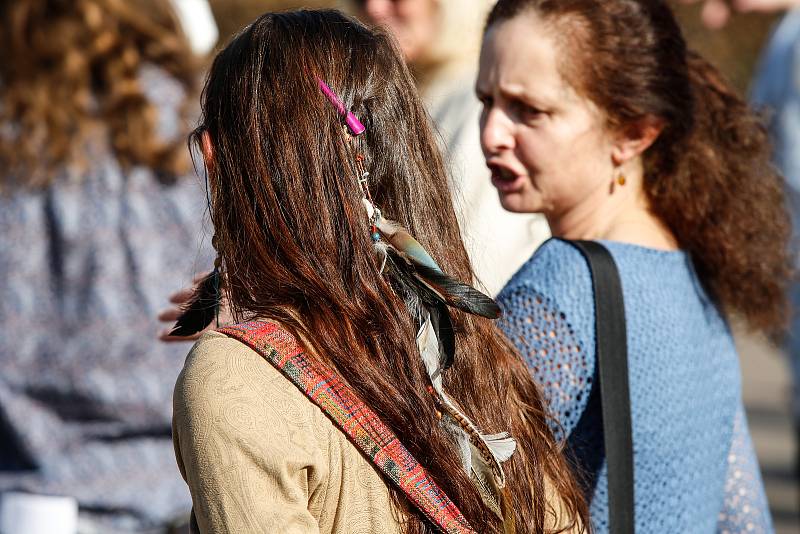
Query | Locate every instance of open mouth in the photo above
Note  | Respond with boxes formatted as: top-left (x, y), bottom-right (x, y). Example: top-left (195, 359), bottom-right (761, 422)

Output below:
top-left (488, 163), bottom-right (526, 192)
top-left (492, 166), bottom-right (517, 182)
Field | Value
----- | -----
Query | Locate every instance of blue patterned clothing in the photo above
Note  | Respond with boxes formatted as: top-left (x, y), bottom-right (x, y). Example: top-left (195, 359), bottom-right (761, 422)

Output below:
top-left (497, 238), bottom-right (773, 534)
top-left (0, 67), bottom-right (211, 532)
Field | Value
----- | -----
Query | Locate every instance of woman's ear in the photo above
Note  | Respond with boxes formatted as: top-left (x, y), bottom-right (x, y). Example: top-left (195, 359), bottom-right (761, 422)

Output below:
top-left (201, 129), bottom-right (214, 171)
top-left (611, 117), bottom-right (664, 167)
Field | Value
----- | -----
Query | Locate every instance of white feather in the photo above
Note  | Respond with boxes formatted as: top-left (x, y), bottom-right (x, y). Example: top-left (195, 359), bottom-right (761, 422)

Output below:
top-left (416, 311), bottom-right (517, 489)
top-left (417, 313), bottom-right (444, 391)
top-left (480, 432), bottom-right (517, 463)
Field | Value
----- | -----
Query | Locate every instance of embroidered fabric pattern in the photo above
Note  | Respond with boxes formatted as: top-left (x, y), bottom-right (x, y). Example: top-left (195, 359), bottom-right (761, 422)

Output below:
top-left (218, 321), bottom-right (476, 534)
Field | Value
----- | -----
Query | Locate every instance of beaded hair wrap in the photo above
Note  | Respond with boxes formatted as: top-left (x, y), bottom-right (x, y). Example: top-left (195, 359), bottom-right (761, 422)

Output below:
top-left (316, 78), bottom-right (517, 516)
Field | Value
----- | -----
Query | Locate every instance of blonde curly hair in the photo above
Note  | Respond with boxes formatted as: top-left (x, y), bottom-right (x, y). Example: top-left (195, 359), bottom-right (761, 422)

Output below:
top-left (0, 0), bottom-right (199, 189)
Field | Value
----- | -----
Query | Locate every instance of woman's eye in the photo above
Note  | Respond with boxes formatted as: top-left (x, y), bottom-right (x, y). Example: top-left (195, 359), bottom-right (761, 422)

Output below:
top-left (516, 102), bottom-right (542, 118)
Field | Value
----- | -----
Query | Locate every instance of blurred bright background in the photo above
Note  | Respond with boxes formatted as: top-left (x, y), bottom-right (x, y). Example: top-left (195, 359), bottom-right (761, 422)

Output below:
top-left (208, 1), bottom-right (779, 92)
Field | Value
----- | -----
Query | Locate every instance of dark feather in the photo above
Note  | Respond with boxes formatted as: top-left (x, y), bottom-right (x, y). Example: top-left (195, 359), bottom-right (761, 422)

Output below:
top-left (429, 304), bottom-right (455, 370)
top-left (382, 251), bottom-right (455, 372)
top-left (170, 269), bottom-right (220, 337)
top-left (382, 246), bottom-right (497, 371)
top-left (383, 247), bottom-right (500, 319)
top-left (414, 262), bottom-right (500, 319)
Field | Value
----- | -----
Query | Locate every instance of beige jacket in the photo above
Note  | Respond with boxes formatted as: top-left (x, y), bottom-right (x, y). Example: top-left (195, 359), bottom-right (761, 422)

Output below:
top-left (173, 331), bottom-right (578, 533)
top-left (173, 331), bottom-right (405, 533)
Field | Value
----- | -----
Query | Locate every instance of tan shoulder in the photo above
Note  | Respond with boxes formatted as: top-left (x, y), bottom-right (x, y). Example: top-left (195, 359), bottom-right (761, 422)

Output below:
top-left (176, 331), bottom-right (276, 401)
top-left (180, 329), bottom-right (266, 376)
top-left (172, 331), bottom-right (331, 533)
top-left (173, 330), bottom-right (322, 436)
top-left (173, 332), bottom-right (406, 533)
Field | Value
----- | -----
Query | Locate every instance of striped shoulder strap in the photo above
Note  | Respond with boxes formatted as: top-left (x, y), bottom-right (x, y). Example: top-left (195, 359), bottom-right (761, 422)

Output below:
top-left (217, 321), bottom-right (476, 534)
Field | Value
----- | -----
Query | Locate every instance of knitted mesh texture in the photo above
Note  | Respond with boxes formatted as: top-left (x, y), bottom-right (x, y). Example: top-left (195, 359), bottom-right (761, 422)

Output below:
top-left (497, 239), bottom-right (773, 534)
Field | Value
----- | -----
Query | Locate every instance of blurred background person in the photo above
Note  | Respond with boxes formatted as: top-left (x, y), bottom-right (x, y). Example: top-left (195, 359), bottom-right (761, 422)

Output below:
top-left (347, 0), bottom-right (551, 296)
top-left (0, 0), bottom-right (216, 532)
top-left (754, 5), bottom-right (800, 486)
top-left (747, 0), bottom-right (800, 478)
top-left (747, 0), bottom-right (800, 501)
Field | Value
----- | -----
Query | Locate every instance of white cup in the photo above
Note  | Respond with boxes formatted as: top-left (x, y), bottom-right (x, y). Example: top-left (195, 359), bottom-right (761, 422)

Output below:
top-left (0, 492), bottom-right (78, 534)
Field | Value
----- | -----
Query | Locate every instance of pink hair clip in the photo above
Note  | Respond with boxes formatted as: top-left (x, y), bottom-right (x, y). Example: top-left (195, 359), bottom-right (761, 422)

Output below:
top-left (317, 78), bottom-right (366, 136)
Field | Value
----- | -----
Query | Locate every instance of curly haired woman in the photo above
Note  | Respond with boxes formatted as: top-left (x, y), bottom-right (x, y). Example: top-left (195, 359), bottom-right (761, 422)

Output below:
top-left (478, 0), bottom-right (791, 532)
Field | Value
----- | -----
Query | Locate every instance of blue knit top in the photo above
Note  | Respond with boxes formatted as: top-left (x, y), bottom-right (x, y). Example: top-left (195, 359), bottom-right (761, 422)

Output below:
top-left (497, 238), bottom-right (773, 533)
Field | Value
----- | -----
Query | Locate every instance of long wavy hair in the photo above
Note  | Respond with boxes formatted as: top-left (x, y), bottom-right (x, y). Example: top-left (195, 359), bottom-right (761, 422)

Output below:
top-left (0, 0), bottom-right (198, 189)
top-left (486, 0), bottom-right (791, 333)
top-left (194, 9), bottom-right (586, 533)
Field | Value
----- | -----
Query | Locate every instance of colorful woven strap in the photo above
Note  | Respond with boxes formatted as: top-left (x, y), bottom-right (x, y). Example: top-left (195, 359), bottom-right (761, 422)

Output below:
top-left (218, 321), bottom-right (476, 534)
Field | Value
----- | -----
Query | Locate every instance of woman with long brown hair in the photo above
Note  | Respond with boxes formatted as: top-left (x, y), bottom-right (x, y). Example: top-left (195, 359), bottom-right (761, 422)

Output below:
top-left (479, 0), bottom-right (790, 531)
top-left (171, 9), bottom-right (585, 533)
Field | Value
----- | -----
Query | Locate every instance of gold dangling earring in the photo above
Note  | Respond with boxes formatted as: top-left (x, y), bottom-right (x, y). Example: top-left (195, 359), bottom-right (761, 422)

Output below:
top-left (617, 172), bottom-right (626, 186)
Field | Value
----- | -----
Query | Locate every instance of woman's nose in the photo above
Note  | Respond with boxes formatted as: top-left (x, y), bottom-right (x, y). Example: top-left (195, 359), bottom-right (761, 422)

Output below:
top-left (480, 107), bottom-right (514, 155)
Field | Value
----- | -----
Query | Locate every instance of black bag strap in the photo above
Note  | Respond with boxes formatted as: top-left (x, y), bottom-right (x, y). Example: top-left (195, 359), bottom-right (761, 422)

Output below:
top-left (567, 239), bottom-right (634, 534)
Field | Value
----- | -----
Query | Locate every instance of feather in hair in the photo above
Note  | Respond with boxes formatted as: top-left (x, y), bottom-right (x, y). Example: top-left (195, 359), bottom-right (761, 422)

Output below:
top-left (364, 199), bottom-right (500, 319)
top-left (417, 311), bottom-right (516, 489)
top-left (169, 268), bottom-right (220, 336)
top-left (363, 199), bottom-right (515, 494)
